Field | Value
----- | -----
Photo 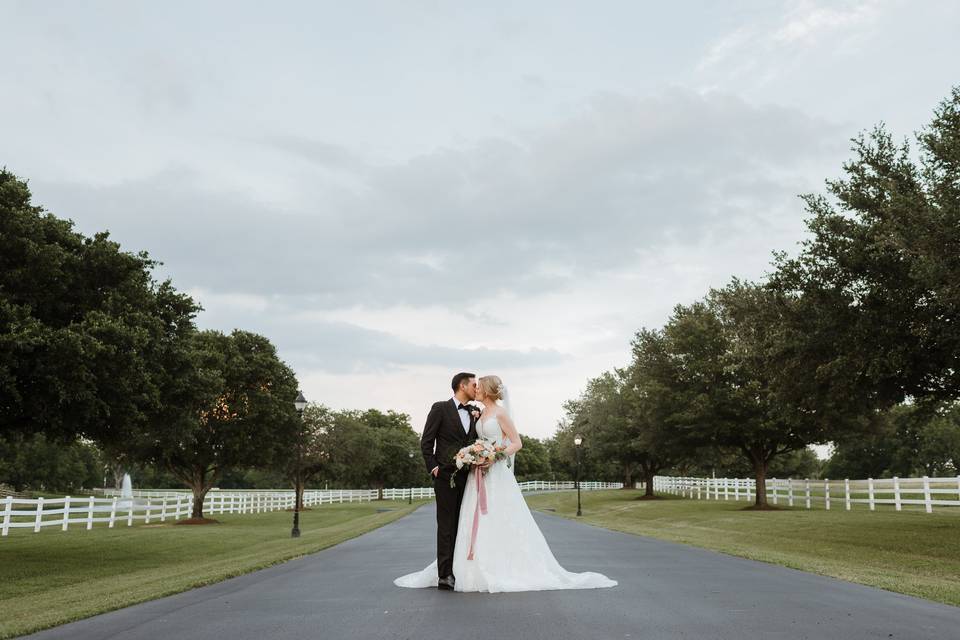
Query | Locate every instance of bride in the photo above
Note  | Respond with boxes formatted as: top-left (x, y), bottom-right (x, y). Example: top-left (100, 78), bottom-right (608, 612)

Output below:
top-left (394, 375), bottom-right (617, 593)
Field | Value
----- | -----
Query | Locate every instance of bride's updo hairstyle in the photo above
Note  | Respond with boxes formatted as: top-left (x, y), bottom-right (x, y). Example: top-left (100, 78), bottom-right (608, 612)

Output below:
top-left (478, 375), bottom-right (504, 401)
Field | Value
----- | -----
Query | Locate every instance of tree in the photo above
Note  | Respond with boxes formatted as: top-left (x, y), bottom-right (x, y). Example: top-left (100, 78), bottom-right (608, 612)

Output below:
top-left (142, 329), bottom-right (300, 520)
top-left (564, 370), bottom-right (653, 490)
top-left (772, 86), bottom-right (960, 411)
top-left (628, 330), bottom-right (699, 496)
top-left (360, 409), bottom-right (422, 498)
top-left (0, 433), bottom-right (104, 493)
top-left (546, 419), bottom-right (608, 482)
top-left (284, 403), bottom-right (335, 510)
top-left (646, 281), bottom-right (839, 507)
top-left (825, 402), bottom-right (960, 478)
top-left (318, 410), bottom-right (379, 489)
top-left (513, 436), bottom-right (552, 481)
top-left (0, 168), bottom-right (200, 447)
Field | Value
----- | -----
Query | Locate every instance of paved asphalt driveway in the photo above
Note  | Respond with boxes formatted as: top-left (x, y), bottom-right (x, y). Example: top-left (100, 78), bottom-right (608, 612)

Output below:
top-left (19, 502), bottom-right (960, 640)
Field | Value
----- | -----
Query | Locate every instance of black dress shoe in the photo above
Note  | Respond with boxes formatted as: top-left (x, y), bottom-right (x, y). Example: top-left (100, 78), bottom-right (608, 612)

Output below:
top-left (437, 575), bottom-right (455, 591)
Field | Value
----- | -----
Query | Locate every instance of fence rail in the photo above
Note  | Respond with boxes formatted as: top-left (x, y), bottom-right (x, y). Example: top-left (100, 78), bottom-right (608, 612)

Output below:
top-left (654, 475), bottom-right (960, 513)
top-left (2, 479), bottom-right (622, 536)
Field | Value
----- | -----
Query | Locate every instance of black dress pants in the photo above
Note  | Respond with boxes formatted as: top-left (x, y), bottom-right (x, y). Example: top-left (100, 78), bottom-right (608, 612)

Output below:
top-left (434, 467), bottom-right (468, 578)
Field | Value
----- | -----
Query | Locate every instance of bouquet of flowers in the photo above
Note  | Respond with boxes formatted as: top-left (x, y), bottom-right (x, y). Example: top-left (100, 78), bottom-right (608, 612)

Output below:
top-left (450, 438), bottom-right (511, 488)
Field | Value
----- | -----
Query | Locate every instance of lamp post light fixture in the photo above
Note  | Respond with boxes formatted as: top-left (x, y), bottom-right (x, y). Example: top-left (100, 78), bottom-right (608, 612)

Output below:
top-left (574, 433), bottom-right (583, 517)
top-left (408, 451), bottom-right (415, 504)
top-left (292, 391), bottom-right (307, 538)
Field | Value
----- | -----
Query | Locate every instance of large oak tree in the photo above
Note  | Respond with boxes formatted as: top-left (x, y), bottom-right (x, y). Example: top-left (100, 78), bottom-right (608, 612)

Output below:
top-left (773, 86), bottom-right (960, 410)
top-left (144, 329), bottom-right (300, 519)
top-left (0, 169), bottom-right (199, 447)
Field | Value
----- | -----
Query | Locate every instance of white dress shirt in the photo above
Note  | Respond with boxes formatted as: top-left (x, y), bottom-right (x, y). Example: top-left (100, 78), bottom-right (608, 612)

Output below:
top-left (431, 398), bottom-right (473, 476)
top-left (452, 397), bottom-right (471, 433)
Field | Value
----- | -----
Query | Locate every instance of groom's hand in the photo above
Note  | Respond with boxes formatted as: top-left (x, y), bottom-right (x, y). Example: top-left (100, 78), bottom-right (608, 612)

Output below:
top-left (431, 466), bottom-right (439, 477)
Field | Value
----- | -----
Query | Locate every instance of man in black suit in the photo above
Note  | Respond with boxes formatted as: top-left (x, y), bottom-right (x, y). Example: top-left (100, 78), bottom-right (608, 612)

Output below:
top-left (420, 372), bottom-right (480, 591)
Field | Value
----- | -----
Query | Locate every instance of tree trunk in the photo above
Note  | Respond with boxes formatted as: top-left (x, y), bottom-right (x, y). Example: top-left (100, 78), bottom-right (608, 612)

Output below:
top-left (190, 482), bottom-right (210, 519)
top-left (645, 474), bottom-right (655, 497)
top-left (753, 457), bottom-right (768, 507)
top-left (622, 466), bottom-right (633, 489)
top-left (187, 466), bottom-right (218, 519)
top-left (165, 461), bottom-right (217, 520)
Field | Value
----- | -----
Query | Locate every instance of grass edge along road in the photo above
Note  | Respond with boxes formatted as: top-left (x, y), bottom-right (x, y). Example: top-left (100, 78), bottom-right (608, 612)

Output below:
top-left (526, 489), bottom-right (960, 608)
top-left (0, 500), bottom-right (427, 640)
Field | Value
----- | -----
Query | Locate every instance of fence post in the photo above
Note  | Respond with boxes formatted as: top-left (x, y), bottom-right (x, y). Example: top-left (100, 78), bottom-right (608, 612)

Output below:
top-left (175, 495), bottom-right (183, 520)
top-left (868, 478), bottom-right (875, 511)
top-left (893, 476), bottom-right (902, 512)
top-left (2, 496), bottom-right (11, 536)
top-left (62, 496), bottom-right (71, 531)
top-left (87, 495), bottom-right (95, 529)
top-left (145, 498), bottom-right (151, 524)
top-left (34, 496), bottom-right (44, 532)
top-left (109, 497), bottom-right (118, 528)
top-left (723, 478), bottom-right (729, 501)
top-left (824, 479), bottom-right (830, 510)
top-left (161, 496), bottom-right (168, 522)
top-left (844, 479), bottom-right (851, 511)
top-left (788, 478), bottom-right (794, 507)
top-left (923, 476), bottom-right (932, 513)
top-left (127, 497), bottom-right (134, 526)
top-left (772, 478), bottom-right (778, 505)
top-left (805, 479), bottom-right (811, 509)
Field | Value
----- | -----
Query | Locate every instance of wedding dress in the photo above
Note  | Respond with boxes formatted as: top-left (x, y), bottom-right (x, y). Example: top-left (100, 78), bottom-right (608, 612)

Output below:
top-left (394, 415), bottom-right (617, 592)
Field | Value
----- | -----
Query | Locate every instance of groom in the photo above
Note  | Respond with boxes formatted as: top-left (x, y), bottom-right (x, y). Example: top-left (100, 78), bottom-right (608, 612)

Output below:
top-left (420, 372), bottom-right (480, 591)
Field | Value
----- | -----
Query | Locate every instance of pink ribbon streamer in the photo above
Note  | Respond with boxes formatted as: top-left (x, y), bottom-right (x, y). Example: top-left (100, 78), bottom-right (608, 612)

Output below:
top-left (467, 465), bottom-right (487, 560)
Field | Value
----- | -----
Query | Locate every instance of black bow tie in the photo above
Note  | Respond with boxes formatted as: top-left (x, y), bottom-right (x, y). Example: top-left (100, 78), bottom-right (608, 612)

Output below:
top-left (458, 403), bottom-right (472, 412)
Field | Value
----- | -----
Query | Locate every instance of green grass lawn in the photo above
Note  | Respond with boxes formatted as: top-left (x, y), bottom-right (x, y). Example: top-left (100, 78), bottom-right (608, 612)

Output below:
top-left (0, 500), bottom-right (426, 639)
top-left (526, 490), bottom-right (960, 607)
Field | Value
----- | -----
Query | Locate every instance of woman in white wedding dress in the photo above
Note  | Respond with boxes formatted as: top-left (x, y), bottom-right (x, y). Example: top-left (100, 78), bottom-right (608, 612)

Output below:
top-left (394, 375), bottom-right (617, 593)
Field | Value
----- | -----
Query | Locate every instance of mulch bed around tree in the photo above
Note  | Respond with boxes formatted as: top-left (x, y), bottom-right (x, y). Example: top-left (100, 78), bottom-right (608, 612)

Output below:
top-left (174, 517), bottom-right (221, 525)
top-left (635, 495), bottom-right (664, 501)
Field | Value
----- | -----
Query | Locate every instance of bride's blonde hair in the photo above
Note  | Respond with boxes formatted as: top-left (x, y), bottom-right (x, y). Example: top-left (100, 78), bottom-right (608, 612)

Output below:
top-left (478, 375), bottom-right (504, 401)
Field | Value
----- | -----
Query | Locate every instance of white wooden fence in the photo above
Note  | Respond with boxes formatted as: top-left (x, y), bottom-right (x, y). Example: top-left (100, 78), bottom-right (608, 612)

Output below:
top-left (518, 480), bottom-right (623, 492)
top-left (654, 475), bottom-right (960, 513)
top-left (1, 480), bottom-right (622, 536)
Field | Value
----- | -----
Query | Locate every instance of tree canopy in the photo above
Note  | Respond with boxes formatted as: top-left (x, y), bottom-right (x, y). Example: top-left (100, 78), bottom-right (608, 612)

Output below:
top-left (0, 169), bottom-right (199, 445)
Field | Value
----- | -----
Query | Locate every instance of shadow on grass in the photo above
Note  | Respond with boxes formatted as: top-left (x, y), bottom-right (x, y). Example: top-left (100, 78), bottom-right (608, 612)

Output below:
top-left (739, 504), bottom-right (782, 511)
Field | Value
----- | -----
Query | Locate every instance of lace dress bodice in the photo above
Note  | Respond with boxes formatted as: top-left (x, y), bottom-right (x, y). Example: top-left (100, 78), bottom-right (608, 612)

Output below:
top-left (478, 415), bottom-right (507, 444)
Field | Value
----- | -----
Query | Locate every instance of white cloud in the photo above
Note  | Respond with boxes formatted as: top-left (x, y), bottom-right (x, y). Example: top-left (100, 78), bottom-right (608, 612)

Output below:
top-left (698, 0), bottom-right (882, 77)
top-left (773, 1), bottom-right (879, 45)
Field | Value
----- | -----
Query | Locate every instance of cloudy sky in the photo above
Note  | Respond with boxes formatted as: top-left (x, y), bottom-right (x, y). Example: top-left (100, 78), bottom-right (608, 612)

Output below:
top-left (3, 1), bottom-right (958, 441)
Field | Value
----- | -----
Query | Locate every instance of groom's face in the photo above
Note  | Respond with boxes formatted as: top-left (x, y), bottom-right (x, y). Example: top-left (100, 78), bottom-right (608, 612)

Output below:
top-left (461, 377), bottom-right (478, 400)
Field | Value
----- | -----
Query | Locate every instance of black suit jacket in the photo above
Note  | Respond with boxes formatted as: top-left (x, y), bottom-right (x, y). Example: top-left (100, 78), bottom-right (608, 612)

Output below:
top-left (421, 399), bottom-right (479, 475)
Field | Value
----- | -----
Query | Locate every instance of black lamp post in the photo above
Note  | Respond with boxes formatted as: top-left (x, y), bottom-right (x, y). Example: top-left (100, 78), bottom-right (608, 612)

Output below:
top-left (292, 391), bottom-right (307, 538)
top-left (574, 433), bottom-right (583, 517)
top-left (408, 451), bottom-right (415, 504)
